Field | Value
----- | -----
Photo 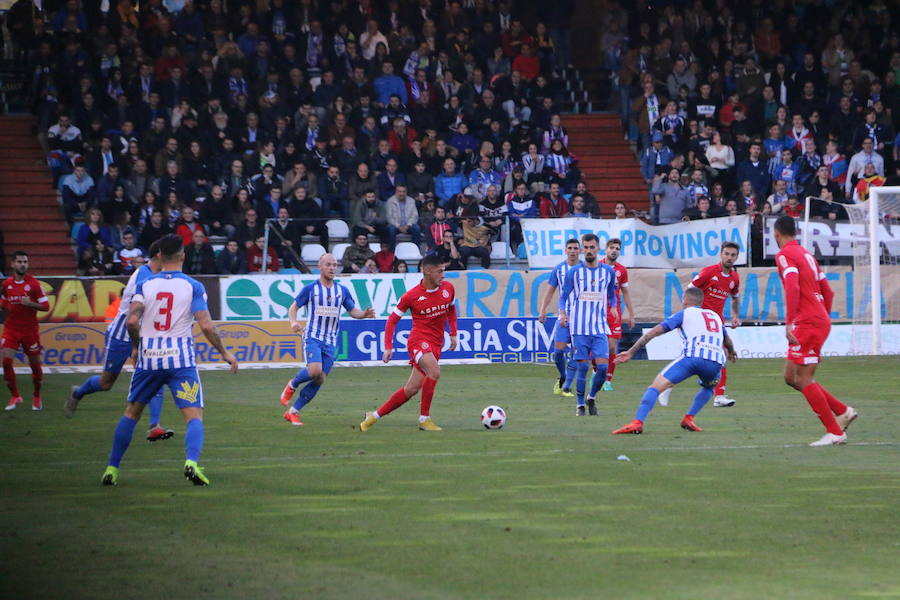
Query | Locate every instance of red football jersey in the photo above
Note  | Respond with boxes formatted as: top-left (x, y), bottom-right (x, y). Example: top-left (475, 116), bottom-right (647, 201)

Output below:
top-left (776, 240), bottom-right (831, 325)
top-left (391, 280), bottom-right (457, 346)
top-left (690, 264), bottom-right (740, 318)
top-left (1, 275), bottom-right (48, 331)
top-left (600, 258), bottom-right (629, 308)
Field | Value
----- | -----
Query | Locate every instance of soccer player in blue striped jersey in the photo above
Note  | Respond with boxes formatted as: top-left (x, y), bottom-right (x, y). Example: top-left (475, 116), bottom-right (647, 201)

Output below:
top-left (66, 240), bottom-right (174, 442)
top-left (558, 234), bottom-right (618, 416)
top-left (280, 254), bottom-right (375, 425)
top-left (101, 235), bottom-right (239, 486)
top-left (612, 287), bottom-right (737, 434)
top-left (538, 238), bottom-right (580, 398)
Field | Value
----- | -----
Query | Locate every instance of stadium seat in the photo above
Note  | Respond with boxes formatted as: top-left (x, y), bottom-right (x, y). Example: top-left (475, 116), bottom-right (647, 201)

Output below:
top-left (301, 243), bottom-right (327, 263)
top-left (326, 219), bottom-right (350, 240)
top-left (395, 242), bottom-right (422, 261)
top-left (70, 222), bottom-right (83, 240)
top-left (490, 241), bottom-right (511, 260)
top-left (331, 243), bottom-right (350, 262)
top-left (516, 244), bottom-right (528, 259)
top-left (280, 268), bottom-right (300, 274)
top-left (369, 242), bottom-right (381, 253)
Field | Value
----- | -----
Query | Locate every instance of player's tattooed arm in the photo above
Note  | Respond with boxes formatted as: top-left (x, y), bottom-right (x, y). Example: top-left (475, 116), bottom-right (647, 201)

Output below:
top-left (723, 335), bottom-right (737, 362)
top-left (195, 309), bottom-right (239, 374)
top-left (126, 301), bottom-right (145, 349)
top-left (616, 325), bottom-right (665, 364)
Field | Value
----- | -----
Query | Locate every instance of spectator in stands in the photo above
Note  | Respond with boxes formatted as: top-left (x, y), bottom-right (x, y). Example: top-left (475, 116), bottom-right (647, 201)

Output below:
top-left (705, 131), bottom-right (735, 188)
top-left (318, 165), bottom-right (349, 219)
top-left (736, 142), bottom-right (771, 200)
top-left (137, 208), bottom-right (171, 251)
top-left (480, 185), bottom-right (508, 240)
top-left (434, 158), bottom-right (467, 207)
top-left (236, 208), bottom-right (265, 250)
top-left (406, 160), bottom-right (436, 205)
top-left (432, 229), bottom-right (465, 271)
top-left (506, 181), bottom-right (536, 249)
top-left (683, 196), bottom-right (717, 221)
top-left (641, 132), bottom-right (674, 185)
top-left (767, 179), bottom-right (790, 214)
top-left (653, 100), bottom-right (686, 154)
top-left (846, 137), bottom-right (885, 197)
top-left (217, 239), bottom-right (249, 275)
top-left (374, 244), bottom-right (396, 273)
top-left (79, 238), bottom-right (116, 276)
top-left (175, 206), bottom-right (205, 247)
top-left (342, 233), bottom-right (376, 273)
top-left (270, 207), bottom-right (302, 269)
top-left (613, 202), bottom-right (629, 219)
top-left (805, 165), bottom-right (847, 220)
top-left (468, 155), bottom-right (502, 201)
top-left (124, 159), bottom-right (159, 206)
top-left (651, 168), bottom-right (691, 225)
top-left (853, 162), bottom-right (887, 204)
top-left (114, 230), bottom-right (143, 275)
top-left (377, 158), bottom-right (405, 202)
top-left (203, 184), bottom-right (235, 238)
top-left (183, 229), bottom-right (217, 275)
top-left (154, 137), bottom-right (182, 178)
top-left (539, 182), bottom-right (569, 218)
top-left (290, 187), bottom-right (328, 248)
top-left (46, 114), bottom-right (82, 185)
top-left (458, 217), bottom-right (492, 269)
top-left (248, 235), bottom-right (280, 273)
top-left (347, 162), bottom-right (376, 212)
top-left (386, 185), bottom-right (422, 247)
top-left (352, 190), bottom-right (389, 242)
top-left (686, 169), bottom-right (709, 207)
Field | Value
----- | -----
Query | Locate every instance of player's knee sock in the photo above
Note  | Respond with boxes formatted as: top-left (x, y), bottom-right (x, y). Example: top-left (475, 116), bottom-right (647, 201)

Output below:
top-left (590, 364), bottom-right (607, 398)
top-left (687, 386), bottom-right (714, 416)
top-left (606, 353), bottom-right (616, 382)
top-left (564, 353), bottom-right (577, 390)
top-left (800, 384), bottom-right (844, 436)
top-left (74, 375), bottom-right (102, 400)
top-left (148, 389), bottom-right (164, 426)
top-left (714, 367), bottom-right (727, 396)
top-left (813, 383), bottom-right (848, 415)
top-left (292, 382), bottom-right (321, 412)
top-left (419, 377), bottom-right (437, 418)
top-left (575, 362), bottom-right (589, 405)
top-left (290, 368), bottom-right (311, 389)
top-left (185, 418), bottom-right (204, 462)
top-left (2, 358), bottom-right (19, 397)
top-left (376, 387), bottom-right (412, 418)
top-left (30, 363), bottom-right (42, 397)
top-left (635, 387), bottom-right (660, 422)
top-left (553, 349), bottom-right (567, 383)
top-left (108, 416), bottom-right (138, 468)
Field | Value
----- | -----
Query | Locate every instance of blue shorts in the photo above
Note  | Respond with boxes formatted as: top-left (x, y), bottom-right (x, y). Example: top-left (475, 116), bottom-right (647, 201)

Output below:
top-left (662, 357), bottom-right (722, 389)
top-left (128, 367), bottom-right (204, 409)
top-left (552, 321), bottom-right (571, 345)
top-left (102, 336), bottom-right (134, 375)
top-left (571, 334), bottom-right (609, 361)
top-left (304, 338), bottom-right (336, 374)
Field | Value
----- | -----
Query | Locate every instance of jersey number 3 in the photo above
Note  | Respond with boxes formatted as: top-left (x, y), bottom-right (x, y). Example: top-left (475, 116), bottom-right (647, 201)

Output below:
top-left (153, 292), bottom-right (174, 331)
top-left (702, 311), bottom-right (720, 333)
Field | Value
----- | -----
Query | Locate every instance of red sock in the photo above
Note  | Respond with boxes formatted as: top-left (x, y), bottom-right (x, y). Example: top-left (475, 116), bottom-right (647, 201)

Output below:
top-left (30, 362), bottom-right (43, 397)
top-left (419, 377), bottom-right (437, 417)
top-left (714, 366), bottom-right (727, 396)
top-left (2, 358), bottom-right (19, 397)
top-left (606, 354), bottom-right (616, 382)
top-left (811, 383), bottom-right (847, 416)
top-left (801, 384), bottom-right (844, 435)
top-left (377, 387), bottom-right (412, 418)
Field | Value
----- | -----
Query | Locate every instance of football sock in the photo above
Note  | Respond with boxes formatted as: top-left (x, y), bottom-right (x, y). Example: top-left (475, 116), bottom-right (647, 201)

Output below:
top-left (290, 368), bottom-right (311, 389)
top-left (2, 358), bottom-right (19, 397)
top-left (575, 362), bottom-right (589, 406)
top-left (30, 363), bottom-right (42, 397)
top-left (185, 418), bottom-right (204, 462)
top-left (108, 415), bottom-right (138, 468)
top-left (553, 349), bottom-right (567, 383)
top-left (563, 353), bottom-right (577, 390)
top-left (635, 387), bottom-right (660, 422)
top-left (419, 377), bottom-right (437, 417)
top-left (714, 367), bottom-right (727, 396)
top-left (292, 382), bottom-right (321, 412)
top-left (377, 387), bottom-right (412, 418)
top-left (814, 383), bottom-right (848, 415)
top-left (148, 388), bottom-right (164, 426)
top-left (74, 375), bottom-right (102, 400)
top-left (606, 353), bottom-right (616, 382)
top-left (589, 363), bottom-right (607, 398)
top-left (801, 384), bottom-right (844, 436)
top-left (687, 386), bottom-right (714, 416)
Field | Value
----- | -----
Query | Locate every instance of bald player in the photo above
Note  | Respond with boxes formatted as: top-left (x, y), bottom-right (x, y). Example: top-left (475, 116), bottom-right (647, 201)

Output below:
top-left (280, 254), bottom-right (375, 425)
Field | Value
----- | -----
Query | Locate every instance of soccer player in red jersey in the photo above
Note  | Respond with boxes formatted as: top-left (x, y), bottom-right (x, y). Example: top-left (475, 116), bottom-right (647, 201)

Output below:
top-left (1, 251), bottom-right (50, 411)
top-left (360, 255), bottom-right (458, 432)
top-left (600, 238), bottom-right (635, 391)
top-left (773, 215), bottom-right (857, 446)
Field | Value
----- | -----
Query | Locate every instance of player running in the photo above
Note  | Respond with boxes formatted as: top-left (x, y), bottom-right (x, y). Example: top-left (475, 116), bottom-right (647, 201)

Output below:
top-left (280, 254), bottom-right (375, 425)
top-left (773, 216), bottom-right (857, 447)
top-left (612, 287), bottom-right (737, 434)
top-left (1, 251), bottom-right (50, 411)
top-left (101, 235), bottom-right (239, 486)
top-left (600, 237), bottom-right (636, 391)
top-left (558, 234), bottom-right (618, 416)
top-left (360, 255), bottom-right (458, 432)
top-left (538, 238), bottom-right (580, 398)
top-left (65, 241), bottom-right (175, 441)
top-left (657, 242), bottom-right (741, 408)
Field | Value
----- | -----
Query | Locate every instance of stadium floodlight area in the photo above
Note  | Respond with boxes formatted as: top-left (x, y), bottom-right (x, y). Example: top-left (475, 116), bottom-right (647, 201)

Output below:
top-left (802, 187), bottom-right (900, 355)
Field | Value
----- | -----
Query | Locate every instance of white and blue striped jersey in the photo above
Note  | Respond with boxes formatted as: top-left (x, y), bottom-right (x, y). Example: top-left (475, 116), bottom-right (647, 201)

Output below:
top-left (547, 260), bottom-right (580, 312)
top-left (661, 306), bottom-right (727, 365)
top-left (560, 262), bottom-right (618, 336)
top-left (295, 280), bottom-right (356, 346)
top-left (107, 265), bottom-right (153, 344)
top-left (132, 271), bottom-right (209, 370)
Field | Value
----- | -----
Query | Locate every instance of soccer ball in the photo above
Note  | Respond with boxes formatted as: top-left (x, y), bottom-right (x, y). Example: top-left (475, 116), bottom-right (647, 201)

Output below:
top-left (481, 405), bottom-right (507, 430)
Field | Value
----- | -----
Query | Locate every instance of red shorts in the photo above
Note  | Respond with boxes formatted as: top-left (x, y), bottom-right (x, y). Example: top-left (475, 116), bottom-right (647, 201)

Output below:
top-left (407, 336), bottom-right (441, 372)
top-left (607, 313), bottom-right (622, 339)
top-left (1, 326), bottom-right (42, 356)
top-left (787, 321), bottom-right (830, 366)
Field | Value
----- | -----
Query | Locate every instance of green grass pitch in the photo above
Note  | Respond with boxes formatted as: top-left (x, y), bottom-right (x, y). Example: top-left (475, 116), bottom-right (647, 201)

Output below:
top-left (1, 357), bottom-right (898, 600)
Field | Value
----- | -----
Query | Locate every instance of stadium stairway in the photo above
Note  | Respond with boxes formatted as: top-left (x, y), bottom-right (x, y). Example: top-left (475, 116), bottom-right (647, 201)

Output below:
top-left (565, 113), bottom-right (647, 216)
top-left (0, 116), bottom-right (72, 275)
